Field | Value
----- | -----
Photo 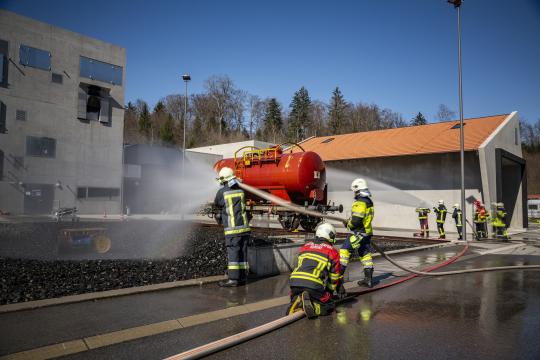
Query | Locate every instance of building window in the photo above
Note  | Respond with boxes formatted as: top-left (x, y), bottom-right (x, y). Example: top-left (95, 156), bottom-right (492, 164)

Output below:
top-left (321, 138), bottom-right (335, 144)
top-left (529, 204), bottom-right (538, 210)
top-left (52, 72), bottom-right (63, 84)
top-left (77, 84), bottom-right (111, 124)
top-left (79, 56), bottom-right (122, 85)
top-left (0, 39), bottom-right (8, 88)
top-left (16, 109), bottom-right (27, 121)
top-left (77, 187), bottom-right (120, 201)
top-left (26, 136), bottom-right (56, 158)
top-left (19, 45), bottom-right (51, 71)
top-left (0, 101), bottom-right (6, 134)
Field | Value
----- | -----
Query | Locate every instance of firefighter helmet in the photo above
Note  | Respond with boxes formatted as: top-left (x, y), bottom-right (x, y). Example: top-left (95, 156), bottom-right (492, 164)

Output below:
top-left (217, 167), bottom-right (236, 184)
top-left (351, 178), bottom-right (368, 192)
top-left (315, 222), bottom-right (337, 244)
top-left (438, 200), bottom-right (445, 205)
top-left (453, 203), bottom-right (460, 209)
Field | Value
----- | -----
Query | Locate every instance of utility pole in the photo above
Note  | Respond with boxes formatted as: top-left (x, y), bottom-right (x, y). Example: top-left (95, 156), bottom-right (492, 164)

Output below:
top-left (182, 74), bottom-right (191, 177)
top-left (448, 0), bottom-right (466, 241)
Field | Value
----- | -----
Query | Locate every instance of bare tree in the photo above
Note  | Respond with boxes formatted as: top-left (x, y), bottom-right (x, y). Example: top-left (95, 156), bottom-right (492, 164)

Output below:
top-left (436, 104), bottom-right (456, 122)
top-left (247, 95), bottom-right (266, 138)
top-left (204, 75), bottom-right (235, 138)
top-left (310, 100), bottom-right (328, 137)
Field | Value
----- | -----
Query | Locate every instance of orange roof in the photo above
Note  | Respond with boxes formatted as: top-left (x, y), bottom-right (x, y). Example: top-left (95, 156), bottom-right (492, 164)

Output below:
top-left (529, 195), bottom-right (540, 200)
top-left (298, 114), bottom-right (508, 161)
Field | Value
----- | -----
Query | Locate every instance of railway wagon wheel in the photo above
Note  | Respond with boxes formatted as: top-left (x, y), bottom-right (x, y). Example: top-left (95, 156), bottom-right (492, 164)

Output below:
top-left (278, 214), bottom-right (300, 232)
top-left (92, 234), bottom-right (112, 254)
top-left (299, 215), bottom-right (320, 233)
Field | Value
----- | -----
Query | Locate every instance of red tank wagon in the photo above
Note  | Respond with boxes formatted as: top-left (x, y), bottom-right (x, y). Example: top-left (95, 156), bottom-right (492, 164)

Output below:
top-left (213, 144), bottom-right (342, 232)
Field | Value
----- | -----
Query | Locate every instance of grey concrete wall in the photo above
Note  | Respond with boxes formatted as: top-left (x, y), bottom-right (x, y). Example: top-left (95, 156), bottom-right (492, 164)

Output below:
top-left (0, 10), bottom-right (125, 215)
top-left (478, 112), bottom-right (524, 229)
top-left (325, 152), bottom-right (483, 230)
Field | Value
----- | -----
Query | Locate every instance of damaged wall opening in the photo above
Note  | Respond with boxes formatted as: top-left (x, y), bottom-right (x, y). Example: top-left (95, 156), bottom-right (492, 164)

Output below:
top-left (78, 84), bottom-right (111, 124)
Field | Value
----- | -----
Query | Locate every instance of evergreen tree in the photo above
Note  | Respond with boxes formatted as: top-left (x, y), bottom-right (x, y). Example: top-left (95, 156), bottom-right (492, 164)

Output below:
top-left (411, 112), bottom-right (427, 126)
top-left (160, 113), bottom-right (175, 144)
top-left (153, 101), bottom-right (165, 114)
top-left (138, 102), bottom-right (151, 134)
top-left (263, 98), bottom-right (283, 143)
top-left (327, 87), bottom-right (348, 134)
top-left (288, 86), bottom-right (311, 141)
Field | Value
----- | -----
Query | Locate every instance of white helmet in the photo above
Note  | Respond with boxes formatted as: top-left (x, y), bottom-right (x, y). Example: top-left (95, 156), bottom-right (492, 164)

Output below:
top-left (453, 203), bottom-right (460, 209)
top-left (217, 167), bottom-right (236, 184)
top-left (438, 200), bottom-right (444, 205)
top-left (351, 178), bottom-right (371, 197)
top-left (315, 222), bottom-right (337, 244)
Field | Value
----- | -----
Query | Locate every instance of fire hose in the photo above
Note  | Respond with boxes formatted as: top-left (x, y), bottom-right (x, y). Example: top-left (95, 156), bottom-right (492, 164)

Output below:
top-left (165, 183), bottom-right (539, 359)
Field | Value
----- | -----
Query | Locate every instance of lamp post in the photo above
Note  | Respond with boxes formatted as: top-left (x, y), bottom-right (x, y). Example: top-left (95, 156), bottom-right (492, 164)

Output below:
top-left (448, 0), bottom-right (466, 241)
top-left (181, 74), bottom-right (191, 176)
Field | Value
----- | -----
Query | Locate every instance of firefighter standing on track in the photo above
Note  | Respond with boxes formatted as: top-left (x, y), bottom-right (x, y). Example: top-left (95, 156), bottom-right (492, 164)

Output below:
top-left (452, 203), bottom-right (463, 240)
top-left (473, 200), bottom-right (489, 239)
top-left (287, 223), bottom-right (344, 319)
top-left (415, 206), bottom-right (431, 237)
top-left (214, 167), bottom-right (251, 287)
top-left (339, 178), bottom-right (375, 288)
top-left (433, 200), bottom-right (447, 239)
top-left (492, 202), bottom-right (510, 241)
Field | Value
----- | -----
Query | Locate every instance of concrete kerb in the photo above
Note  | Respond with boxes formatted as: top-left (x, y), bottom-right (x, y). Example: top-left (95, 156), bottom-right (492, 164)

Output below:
top-left (0, 275), bottom-right (226, 314)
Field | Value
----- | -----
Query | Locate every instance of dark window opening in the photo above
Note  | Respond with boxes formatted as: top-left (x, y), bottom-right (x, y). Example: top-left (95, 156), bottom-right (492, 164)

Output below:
top-left (19, 45), bottom-right (51, 71)
top-left (86, 95), bottom-right (101, 121)
top-left (451, 123), bottom-right (466, 129)
top-left (77, 187), bottom-right (120, 200)
top-left (52, 73), bottom-right (63, 84)
top-left (0, 39), bottom-right (8, 88)
top-left (16, 110), bottom-right (26, 121)
top-left (321, 137), bottom-right (335, 144)
top-left (26, 136), bottom-right (56, 158)
top-left (529, 204), bottom-right (538, 210)
top-left (0, 101), bottom-right (6, 133)
top-left (78, 84), bottom-right (111, 124)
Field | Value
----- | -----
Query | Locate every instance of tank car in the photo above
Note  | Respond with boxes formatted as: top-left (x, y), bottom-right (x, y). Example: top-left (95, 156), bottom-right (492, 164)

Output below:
top-left (212, 144), bottom-right (342, 232)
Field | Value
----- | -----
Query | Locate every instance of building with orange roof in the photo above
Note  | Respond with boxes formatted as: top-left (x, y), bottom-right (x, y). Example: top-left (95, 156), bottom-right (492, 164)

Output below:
top-left (298, 111), bottom-right (526, 231)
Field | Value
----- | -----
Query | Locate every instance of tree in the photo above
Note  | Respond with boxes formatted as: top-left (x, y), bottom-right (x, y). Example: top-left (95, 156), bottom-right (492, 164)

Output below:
top-left (327, 87), bottom-right (348, 134)
top-left (159, 113), bottom-right (175, 144)
top-left (138, 101), bottom-right (151, 135)
top-left (247, 95), bottom-right (265, 138)
top-left (436, 104), bottom-right (456, 122)
top-left (204, 75), bottom-right (236, 138)
top-left (263, 98), bottom-right (283, 143)
top-left (411, 112), bottom-right (427, 126)
top-left (310, 100), bottom-right (328, 137)
top-left (288, 86), bottom-right (312, 141)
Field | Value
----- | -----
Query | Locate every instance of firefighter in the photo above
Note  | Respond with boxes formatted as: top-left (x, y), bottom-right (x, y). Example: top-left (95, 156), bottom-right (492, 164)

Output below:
top-left (415, 206), bottom-right (430, 237)
top-left (287, 222), bottom-right (343, 319)
top-left (452, 203), bottom-right (463, 240)
top-left (339, 178), bottom-right (375, 288)
top-left (492, 202), bottom-right (510, 241)
top-left (433, 200), bottom-right (447, 239)
top-left (473, 201), bottom-right (489, 239)
top-left (214, 167), bottom-right (251, 287)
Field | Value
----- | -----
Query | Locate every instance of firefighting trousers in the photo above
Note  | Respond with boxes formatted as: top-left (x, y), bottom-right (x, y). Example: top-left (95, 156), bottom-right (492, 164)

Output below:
top-left (475, 222), bottom-right (487, 239)
top-left (339, 234), bottom-right (373, 274)
top-left (288, 286), bottom-right (334, 316)
top-left (456, 225), bottom-right (463, 239)
top-left (494, 226), bottom-right (509, 240)
top-left (436, 223), bottom-right (445, 238)
top-left (225, 234), bottom-right (249, 281)
top-left (419, 219), bottom-right (429, 236)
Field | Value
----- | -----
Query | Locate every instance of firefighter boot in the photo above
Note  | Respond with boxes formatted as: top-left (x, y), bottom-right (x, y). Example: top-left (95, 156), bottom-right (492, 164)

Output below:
top-left (285, 295), bottom-right (302, 316)
top-left (218, 279), bottom-right (239, 287)
top-left (301, 291), bottom-right (317, 319)
top-left (359, 267), bottom-right (374, 288)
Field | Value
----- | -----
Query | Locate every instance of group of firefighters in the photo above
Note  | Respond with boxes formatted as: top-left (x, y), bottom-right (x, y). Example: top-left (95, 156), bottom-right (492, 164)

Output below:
top-left (415, 200), bottom-right (509, 241)
top-left (213, 166), bottom-right (511, 319)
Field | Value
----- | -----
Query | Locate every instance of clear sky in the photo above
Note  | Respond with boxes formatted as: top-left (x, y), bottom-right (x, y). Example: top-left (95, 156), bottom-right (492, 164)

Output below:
top-left (2, 0), bottom-right (539, 123)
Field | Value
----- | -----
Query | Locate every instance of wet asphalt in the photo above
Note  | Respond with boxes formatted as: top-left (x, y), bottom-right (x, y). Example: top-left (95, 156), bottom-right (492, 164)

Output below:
top-left (55, 251), bottom-right (540, 360)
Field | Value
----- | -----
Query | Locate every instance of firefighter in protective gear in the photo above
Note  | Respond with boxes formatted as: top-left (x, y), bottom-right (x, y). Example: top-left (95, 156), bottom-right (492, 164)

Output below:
top-left (287, 223), bottom-right (342, 319)
top-left (452, 204), bottom-right (463, 240)
top-left (214, 167), bottom-right (251, 287)
top-left (433, 200), bottom-right (447, 239)
top-left (473, 201), bottom-right (489, 239)
top-left (492, 202), bottom-right (509, 241)
top-left (340, 178), bottom-right (375, 288)
top-left (415, 206), bottom-right (430, 237)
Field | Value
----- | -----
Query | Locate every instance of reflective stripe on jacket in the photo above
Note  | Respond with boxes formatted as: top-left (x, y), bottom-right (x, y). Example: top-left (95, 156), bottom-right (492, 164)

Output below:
top-left (290, 239), bottom-right (341, 292)
top-left (416, 207), bottom-right (430, 220)
top-left (434, 205), bottom-right (447, 223)
top-left (452, 209), bottom-right (462, 227)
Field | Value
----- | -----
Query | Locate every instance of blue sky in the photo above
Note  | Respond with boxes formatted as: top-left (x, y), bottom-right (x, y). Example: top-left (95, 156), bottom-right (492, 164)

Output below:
top-left (2, 0), bottom-right (539, 123)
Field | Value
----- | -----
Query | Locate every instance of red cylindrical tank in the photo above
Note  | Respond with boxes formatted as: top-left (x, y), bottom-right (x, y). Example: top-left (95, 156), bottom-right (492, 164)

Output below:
top-left (214, 149), bottom-right (326, 204)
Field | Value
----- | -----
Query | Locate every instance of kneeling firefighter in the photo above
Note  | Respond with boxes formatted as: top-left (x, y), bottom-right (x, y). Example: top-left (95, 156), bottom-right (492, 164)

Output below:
top-left (214, 167), bottom-right (251, 287)
top-left (340, 178), bottom-right (375, 288)
top-left (287, 223), bottom-right (344, 319)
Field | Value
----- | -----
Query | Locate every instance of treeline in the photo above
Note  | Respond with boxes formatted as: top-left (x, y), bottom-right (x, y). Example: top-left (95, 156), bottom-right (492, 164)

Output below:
top-left (123, 75), bottom-right (412, 148)
top-left (520, 119), bottom-right (540, 194)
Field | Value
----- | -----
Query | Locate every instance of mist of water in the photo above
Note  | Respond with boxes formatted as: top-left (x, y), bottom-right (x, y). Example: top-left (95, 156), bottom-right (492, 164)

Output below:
top-left (326, 166), bottom-right (430, 208)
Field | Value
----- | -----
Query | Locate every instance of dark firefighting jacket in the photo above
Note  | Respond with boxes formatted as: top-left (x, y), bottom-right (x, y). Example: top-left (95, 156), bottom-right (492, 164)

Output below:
top-left (452, 209), bottom-right (463, 227)
top-left (434, 205), bottom-right (447, 223)
top-left (290, 238), bottom-right (341, 292)
top-left (416, 207), bottom-right (431, 220)
top-left (214, 183), bottom-right (250, 238)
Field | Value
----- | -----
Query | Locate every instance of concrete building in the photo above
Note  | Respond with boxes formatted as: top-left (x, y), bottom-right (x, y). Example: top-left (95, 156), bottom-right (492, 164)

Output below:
top-left (528, 195), bottom-right (540, 219)
top-left (187, 140), bottom-right (274, 159)
top-left (298, 113), bottom-right (527, 231)
top-left (0, 10), bottom-right (126, 215)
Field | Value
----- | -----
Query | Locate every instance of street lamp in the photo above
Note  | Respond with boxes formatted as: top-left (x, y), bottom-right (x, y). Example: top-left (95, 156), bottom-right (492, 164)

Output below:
top-left (448, 0), bottom-right (466, 241)
top-left (182, 74), bottom-right (191, 176)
